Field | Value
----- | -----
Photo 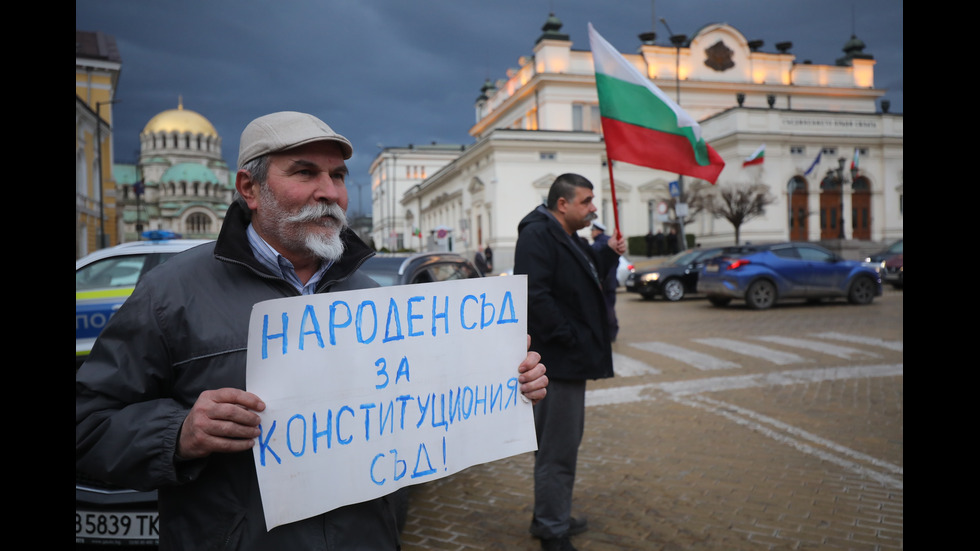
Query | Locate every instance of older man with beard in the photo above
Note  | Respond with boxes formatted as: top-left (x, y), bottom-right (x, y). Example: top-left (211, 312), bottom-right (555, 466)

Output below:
top-left (76, 111), bottom-right (549, 551)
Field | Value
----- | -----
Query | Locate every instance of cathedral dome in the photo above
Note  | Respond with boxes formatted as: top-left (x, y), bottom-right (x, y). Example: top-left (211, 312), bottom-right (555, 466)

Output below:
top-left (143, 100), bottom-right (218, 137)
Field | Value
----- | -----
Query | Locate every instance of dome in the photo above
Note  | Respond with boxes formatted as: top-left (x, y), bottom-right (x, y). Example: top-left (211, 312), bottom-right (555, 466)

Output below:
top-left (143, 99), bottom-right (218, 137)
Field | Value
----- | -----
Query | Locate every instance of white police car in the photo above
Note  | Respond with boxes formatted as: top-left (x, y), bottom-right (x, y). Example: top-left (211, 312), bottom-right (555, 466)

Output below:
top-left (76, 231), bottom-right (211, 370)
top-left (76, 231), bottom-right (210, 547)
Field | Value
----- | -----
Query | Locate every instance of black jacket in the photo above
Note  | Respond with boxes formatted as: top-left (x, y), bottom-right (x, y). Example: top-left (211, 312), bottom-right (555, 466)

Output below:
top-left (513, 205), bottom-right (618, 381)
top-left (76, 202), bottom-right (401, 550)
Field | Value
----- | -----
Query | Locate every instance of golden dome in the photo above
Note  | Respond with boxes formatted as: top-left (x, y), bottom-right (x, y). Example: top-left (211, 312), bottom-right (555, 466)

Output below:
top-left (143, 99), bottom-right (218, 137)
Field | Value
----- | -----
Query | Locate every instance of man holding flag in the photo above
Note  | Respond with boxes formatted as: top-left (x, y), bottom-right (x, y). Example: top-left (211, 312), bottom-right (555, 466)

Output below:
top-left (514, 173), bottom-right (625, 551)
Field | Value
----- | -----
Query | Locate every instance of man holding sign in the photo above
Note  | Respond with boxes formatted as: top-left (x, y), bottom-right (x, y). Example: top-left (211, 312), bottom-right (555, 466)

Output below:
top-left (76, 111), bottom-right (548, 550)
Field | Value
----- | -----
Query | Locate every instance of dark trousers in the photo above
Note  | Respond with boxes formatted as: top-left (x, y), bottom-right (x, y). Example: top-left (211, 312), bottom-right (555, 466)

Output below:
top-left (531, 378), bottom-right (587, 538)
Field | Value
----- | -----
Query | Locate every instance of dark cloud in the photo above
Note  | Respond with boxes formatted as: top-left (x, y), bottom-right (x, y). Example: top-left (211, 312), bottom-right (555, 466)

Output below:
top-left (77, 0), bottom-right (902, 215)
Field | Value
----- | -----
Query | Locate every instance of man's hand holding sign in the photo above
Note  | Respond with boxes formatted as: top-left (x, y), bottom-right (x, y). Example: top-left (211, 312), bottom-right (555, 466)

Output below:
top-left (246, 275), bottom-right (540, 530)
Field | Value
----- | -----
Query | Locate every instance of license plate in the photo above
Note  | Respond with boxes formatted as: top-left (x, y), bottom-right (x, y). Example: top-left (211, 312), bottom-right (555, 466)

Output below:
top-left (76, 509), bottom-right (159, 543)
top-left (705, 264), bottom-right (719, 272)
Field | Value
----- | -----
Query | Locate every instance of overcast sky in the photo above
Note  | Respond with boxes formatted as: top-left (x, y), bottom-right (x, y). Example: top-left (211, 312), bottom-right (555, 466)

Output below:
top-left (76, 0), bottom-right (903, 216)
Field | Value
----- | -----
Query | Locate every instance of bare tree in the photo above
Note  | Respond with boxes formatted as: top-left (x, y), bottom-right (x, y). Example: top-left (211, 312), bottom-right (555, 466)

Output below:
top-left (703, 182), bottom-right (776, 244)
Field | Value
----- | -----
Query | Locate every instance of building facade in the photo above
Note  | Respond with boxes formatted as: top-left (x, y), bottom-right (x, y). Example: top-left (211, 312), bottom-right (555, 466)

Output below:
top-left (76, 31), bottom-right (122, 259)
top-left (114, 101), bottom-right (234, 242)
top-left (372, 14), bottom-right (902, 272)
top-left (370, 144), bottom-right (467, 251)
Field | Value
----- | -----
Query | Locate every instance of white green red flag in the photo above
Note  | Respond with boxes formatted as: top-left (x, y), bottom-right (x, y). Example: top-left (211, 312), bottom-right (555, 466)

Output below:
top-left (742, 144), bottom-right (765, 167)
top-left (588, 23), bottom-right (725, 184)
top-left (850, 148), bottom-right (860, 171)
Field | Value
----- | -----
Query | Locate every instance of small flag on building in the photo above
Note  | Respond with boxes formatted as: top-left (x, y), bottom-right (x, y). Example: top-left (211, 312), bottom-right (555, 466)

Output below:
top-left (850, 148), bottom-right (860, 171)
top-left (742, 144), bottom-right (765, 167)
top-left (804, 151), bottom-right (822, 176)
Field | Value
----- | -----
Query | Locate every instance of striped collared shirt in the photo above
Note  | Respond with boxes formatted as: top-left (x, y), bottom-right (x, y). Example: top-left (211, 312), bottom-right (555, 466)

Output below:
top-left (246, 224), bottom-right (332, 295)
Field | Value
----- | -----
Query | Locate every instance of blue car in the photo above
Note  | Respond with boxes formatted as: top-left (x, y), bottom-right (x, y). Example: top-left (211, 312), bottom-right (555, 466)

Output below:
top-left (699, 242), bottom-right (882, 310)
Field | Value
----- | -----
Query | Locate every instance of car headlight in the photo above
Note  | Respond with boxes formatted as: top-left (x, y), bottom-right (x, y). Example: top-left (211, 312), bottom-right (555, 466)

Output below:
top-left (641, 272), bottom-right (660, 283)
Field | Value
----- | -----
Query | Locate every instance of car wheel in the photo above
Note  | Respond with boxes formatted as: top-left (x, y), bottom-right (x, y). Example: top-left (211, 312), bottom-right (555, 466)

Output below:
top-left (745, 280), bottom-right (776, 310)
top-left (708, 295), bottom-right (732, 307)
top-left (847, 276), bottom-right (876, 305)
top-left (662, 279), bottom-right (684, 301)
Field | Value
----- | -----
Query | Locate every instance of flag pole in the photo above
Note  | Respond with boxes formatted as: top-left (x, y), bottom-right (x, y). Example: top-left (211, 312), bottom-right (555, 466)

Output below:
top-left (606, 158), bottom-right (622, 239)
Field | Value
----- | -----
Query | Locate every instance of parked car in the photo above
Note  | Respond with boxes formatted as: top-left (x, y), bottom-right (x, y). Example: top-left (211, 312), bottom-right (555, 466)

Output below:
top-left (76, 232), bottom-right (210, 547)
top-left (884, 254), bottom-right (903, 289)
top-left (76, 233), bottom-right (212, 370)
top-left (359, 251), bottom-right (483, 286)
top-left (699, 242), bottom-right (882, 310)
top-left (625, 247), bottom-right (734, 301)
top-left (865, 238), bottom-right (903, 268)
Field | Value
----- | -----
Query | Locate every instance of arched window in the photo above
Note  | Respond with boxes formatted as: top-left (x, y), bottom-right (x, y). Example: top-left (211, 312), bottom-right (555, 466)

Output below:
top-left (186, 212), bottom-right (211, 234)
top-left (787, 176), bottom-right (808, 241)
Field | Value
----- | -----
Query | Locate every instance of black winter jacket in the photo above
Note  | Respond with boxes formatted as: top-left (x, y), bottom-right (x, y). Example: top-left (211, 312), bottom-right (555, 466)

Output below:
top-left (513, 205), bottom-right (619, 381)
top-left (75, 202), bottom-right (401, 550)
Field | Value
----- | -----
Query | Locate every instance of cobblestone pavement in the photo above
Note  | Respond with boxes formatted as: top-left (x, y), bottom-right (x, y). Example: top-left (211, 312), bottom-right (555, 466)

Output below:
top-left (398, 269), bottom-right (903, 551)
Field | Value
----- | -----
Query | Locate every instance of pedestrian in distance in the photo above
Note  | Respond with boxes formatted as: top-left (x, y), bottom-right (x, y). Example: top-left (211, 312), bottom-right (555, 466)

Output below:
top-left (668, 226), bottom-right (680, 254)
top-left (484, 244), bottom-right (494, 272)
top-left (654, 229), bottom-right (666, 255)
top-left (590, 222), bottom-right (620, 343)
top-left (474, 246), bottom-right (489, 274)
top-left (75, 111), bottom-right (549, 551)
top-left (514, 173), bottom-right (626, 551)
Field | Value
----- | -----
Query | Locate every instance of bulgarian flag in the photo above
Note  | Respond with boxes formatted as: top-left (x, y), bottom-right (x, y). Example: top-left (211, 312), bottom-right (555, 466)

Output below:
top-left (850, 148), bottom-right (860, 171)
top-left (742, 144), bottom-right (765, 167)
top-left (589, 23), bottom-right (725, 184)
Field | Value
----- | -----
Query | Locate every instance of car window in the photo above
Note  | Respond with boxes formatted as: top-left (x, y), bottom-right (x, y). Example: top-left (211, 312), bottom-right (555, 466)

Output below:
top-left (429, 263), bottom-right (477, 282)
top-left (887, 240), bottom-right (903, 254)
top-left (411, 270), bottom-right (435, 284)
top-left (76, 254), bottom-right (150, 291)
top-left (770, 247), bottom-right (801, 260)
top-left (796, 246), bottom-right (832, 262)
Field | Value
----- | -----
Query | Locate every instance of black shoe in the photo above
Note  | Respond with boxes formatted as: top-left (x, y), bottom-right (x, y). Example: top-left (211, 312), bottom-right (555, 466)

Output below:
top-left (530, 516), bottom-right (588, 539)
top-left (541, 536), bottom-right (577, 551)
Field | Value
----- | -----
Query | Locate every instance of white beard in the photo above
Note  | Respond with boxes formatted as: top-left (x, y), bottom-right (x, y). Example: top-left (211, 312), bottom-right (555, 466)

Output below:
top-left (258, 185), bottom-right (349, 262)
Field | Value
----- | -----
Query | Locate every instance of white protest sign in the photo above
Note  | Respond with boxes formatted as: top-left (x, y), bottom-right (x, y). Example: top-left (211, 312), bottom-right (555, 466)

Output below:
top-left (247, 275), bottom-right (535, 530)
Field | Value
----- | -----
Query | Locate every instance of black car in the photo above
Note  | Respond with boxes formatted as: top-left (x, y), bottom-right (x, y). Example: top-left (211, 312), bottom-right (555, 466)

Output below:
top-left (625, 247), bottom-right (745, 301)
top-left (865, 238), bottom-right (902, 267)
top-left (359, 251), bottom-right (484, 286)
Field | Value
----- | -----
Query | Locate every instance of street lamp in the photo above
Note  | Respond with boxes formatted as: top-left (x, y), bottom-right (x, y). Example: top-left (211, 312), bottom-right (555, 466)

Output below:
top-left (837, 157), bottom-right (847, 239)
top-left (95, 99), bottom-right (120, 248)
top-left (823, 157), bottom-right (856, 240)
top-left (660, 18), bottom-right (688, 249)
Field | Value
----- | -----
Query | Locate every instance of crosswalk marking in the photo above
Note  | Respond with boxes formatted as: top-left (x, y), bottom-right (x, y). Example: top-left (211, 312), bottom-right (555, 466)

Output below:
top-left (693, 337), bottom-right (809, 365)
top-left (612, 352), bottom-right (660, 376)
top-left (812, 331), bottom-right (903, 352)
top-left (630, 341), bottom-right (740, 371)
top-left (619, 332), bottom-right (897, 375)
top-left (755, 335), bottom-right (882, 360)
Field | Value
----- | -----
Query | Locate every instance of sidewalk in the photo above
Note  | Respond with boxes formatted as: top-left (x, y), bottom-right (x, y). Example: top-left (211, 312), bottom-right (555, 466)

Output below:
top-left (396, 286), bottom-right (904, 550)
